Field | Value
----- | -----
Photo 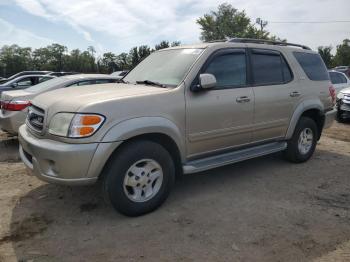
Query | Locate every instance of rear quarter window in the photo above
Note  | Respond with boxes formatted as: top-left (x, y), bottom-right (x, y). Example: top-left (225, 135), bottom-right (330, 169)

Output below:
top-left (293, 52), bottom-right (329, 81)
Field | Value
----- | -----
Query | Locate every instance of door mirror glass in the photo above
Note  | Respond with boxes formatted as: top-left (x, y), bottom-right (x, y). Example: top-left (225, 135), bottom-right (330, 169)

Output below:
top-left (199, 73), bottom-right (217, 89)
top-left (11, 82), bottom-right (18, 88)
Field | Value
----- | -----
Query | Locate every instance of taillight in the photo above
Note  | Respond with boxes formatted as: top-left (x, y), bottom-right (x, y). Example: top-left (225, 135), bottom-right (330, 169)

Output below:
top-left (329, 85), bottom-right (336, 106)
top-left (1, 100), bottom-right (31, 111)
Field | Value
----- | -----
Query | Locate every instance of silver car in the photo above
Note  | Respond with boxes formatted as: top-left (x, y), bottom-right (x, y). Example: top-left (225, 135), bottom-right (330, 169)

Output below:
top-left (0, 75), bottom-right (55, 94)
top-left (0, 74), bottom-right (120, 134)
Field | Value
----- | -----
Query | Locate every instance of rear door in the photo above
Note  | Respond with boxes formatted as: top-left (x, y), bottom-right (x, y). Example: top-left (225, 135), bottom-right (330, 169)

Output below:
top-left (250, 48), bottom-right (299, 142)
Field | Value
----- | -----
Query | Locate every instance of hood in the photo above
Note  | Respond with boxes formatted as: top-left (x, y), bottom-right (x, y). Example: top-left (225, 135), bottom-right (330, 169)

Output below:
top-left (1, 89), bottom-right (34, 101)
top-left (32, 83), bottom-right (169, 113)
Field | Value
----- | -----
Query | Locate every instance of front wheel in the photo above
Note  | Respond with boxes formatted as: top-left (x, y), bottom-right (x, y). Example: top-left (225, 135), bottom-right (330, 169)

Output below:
top-left (337, 108), bottom-right (345, 123)
top-left (284, 117), bottom-right (318, 163)
top-left (102, 140), bottom-right (175, 216)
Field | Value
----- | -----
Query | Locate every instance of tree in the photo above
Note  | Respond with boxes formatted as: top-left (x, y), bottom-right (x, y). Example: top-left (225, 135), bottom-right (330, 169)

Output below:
top-left (196, 3), bottom-right (277, 42)
top-left (333, 39), bottom-right (350, 66)
top-left (116, 52), bottom-right (130, 70)
top-left (0, 40), bottom-right (181, 77)
top-left (171, 41), bottom-right (181, 47)
top-left (318, 46), bottom-right (333, 68)
top-left (138, 45), bottom-right (151, 61)
top-left (155, 41), bottom-right (170, 50)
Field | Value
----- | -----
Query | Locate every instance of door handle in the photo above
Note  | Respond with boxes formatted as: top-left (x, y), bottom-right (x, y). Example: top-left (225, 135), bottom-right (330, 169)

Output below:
top-left (236, 96), bottom-right (251, 103)
top-left (290, 91), bottom-right (301, 97)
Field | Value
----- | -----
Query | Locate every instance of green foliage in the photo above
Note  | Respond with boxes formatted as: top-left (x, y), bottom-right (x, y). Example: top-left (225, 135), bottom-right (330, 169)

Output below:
top-left (196, 3), bottom-right (276, 42)
top-left (333, 39), bottom-right (350, 67)
top-left (0, 40), bottom-right (180, 77)
top-left (318, 46), bottom-right (333, 68)
top-left (318, 40), bottom-right (350, 68)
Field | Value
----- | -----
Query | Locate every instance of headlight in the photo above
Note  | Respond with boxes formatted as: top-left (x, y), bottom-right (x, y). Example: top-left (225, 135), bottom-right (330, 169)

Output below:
top-left (49, 113), bottom-right (105, 138)
top-left (337, 92), bottom-right (344, 100)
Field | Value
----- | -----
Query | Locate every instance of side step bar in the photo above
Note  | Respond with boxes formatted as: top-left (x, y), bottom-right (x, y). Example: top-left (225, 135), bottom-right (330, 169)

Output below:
top-left (183, 142), bottom-right (287, 174)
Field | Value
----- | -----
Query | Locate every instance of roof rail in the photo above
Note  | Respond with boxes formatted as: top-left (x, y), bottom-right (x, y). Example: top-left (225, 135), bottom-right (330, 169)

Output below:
top-left (227, 38), bottom-right (311, 50)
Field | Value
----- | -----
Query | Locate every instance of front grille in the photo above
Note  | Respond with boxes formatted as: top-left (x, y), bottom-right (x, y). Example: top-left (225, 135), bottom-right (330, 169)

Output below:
top-left (343, 95), bottom-right (350, 104)
top-left (26, 105), bottom-right (45, 132)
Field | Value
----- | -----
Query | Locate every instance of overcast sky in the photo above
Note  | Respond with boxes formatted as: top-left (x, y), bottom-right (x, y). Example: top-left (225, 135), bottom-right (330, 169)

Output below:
top-left (0, 0), bottom-right (349, 54)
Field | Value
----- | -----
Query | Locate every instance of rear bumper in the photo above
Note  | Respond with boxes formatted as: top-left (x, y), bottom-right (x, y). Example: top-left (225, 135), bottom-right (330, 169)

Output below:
top-left (0, 111), bottom-right (25, 134)
top-left (323, 109), bottom-right (337, 129)
top-left (18, 125), bottom-right (122, 186)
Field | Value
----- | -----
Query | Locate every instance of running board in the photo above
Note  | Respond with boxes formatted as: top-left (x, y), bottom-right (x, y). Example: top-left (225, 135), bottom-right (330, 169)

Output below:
top-left (183, 142), bottom-right (287, 174)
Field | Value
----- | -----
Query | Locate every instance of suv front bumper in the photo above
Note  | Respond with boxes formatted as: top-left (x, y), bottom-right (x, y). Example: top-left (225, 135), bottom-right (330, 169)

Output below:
top-left (18, 125), bottom-right (121, 186)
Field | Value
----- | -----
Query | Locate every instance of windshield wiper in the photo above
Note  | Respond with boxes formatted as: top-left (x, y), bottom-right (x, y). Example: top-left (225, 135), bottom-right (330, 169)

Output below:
top-left (116, 79), bottom-right (128, 83)
top-left (136, 80), bottom-right (166, 88)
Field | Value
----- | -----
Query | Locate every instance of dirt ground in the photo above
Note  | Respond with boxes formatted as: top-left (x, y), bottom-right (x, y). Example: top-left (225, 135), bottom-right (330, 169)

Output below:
top-left (0, 122), bottom-right (349, 262)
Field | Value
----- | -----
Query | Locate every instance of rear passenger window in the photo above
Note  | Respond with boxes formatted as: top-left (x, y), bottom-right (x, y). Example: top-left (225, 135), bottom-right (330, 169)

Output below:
top-left (204, 52), bottom-right (246, 88)
top-left (293, 52), bottom-right (329, 81)
top-left (251, 50), bottom-right (292, 85)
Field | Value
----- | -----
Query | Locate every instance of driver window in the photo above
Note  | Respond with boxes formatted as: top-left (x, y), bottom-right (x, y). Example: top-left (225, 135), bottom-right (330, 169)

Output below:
top-left (204, 52), bottom-right (247, 88)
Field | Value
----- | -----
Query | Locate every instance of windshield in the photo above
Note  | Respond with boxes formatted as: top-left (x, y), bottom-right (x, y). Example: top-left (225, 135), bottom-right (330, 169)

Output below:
top-left (124, 48), bottom-right (204, 86)
top-left (26, 77), bottom-right (68, 93)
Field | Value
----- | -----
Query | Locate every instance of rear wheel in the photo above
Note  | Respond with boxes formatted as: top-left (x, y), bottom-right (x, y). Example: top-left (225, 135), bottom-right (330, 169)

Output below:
top-left (102, 140), bottom-right (175, 216)
top-left (284, 117), bottom-right (318, 163)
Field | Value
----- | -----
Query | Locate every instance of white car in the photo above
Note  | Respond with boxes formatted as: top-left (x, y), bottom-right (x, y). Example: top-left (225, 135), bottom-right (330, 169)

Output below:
top-left (329, 70), bottom-right (350, 94)
top-left (337, 87), bottom-right (350, 121)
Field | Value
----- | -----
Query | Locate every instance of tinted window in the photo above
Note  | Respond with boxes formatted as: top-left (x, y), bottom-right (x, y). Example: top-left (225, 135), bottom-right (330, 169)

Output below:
top-left (251, 51), bottom-right (292, 85)
top-left (95, 79), bottom-right (115, 84)
top-left (68, 80), bottom-right (94, 87)
top-left (330, 72), bottom-right (342, 84)
top-left (338, 74), bottom-right (347, 83)
top-left (17, 77), bottom-right (35, 86)
top-left (293, 52), bottom-right (329, 81)
top-left (282, 57), bottom-right (293, 82)
top-left (204, 52), bottom-right (246, 88)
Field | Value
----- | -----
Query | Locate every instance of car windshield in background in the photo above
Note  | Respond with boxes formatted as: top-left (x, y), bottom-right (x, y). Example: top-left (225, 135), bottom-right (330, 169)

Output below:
top-left (25, 77), bottom-right (68, 93)
top-left (124, 48), bottom-right (204, 87)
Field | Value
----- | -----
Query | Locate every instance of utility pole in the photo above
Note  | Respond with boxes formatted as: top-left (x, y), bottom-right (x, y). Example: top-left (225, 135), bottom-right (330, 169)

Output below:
top-left (256, 18), bottom-right (268, 37)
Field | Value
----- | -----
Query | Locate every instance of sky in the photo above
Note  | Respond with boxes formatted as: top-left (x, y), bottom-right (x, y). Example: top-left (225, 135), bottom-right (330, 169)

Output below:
top-left (0, 0), bottom-right (349, 55)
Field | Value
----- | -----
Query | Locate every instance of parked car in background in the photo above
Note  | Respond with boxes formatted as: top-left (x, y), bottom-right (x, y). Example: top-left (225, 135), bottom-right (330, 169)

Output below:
top-left (333, 66), bottom-right (350, 78)
top-left (110, 70), bottom-right (128, 79)
top-left (0, 75), bottom-right (55, 95)
top-left (18, 39), bottom-right (336, 216)
top-left (46, 72), bottom-right (79, 77)
top-left (0, 71), bottom-right (52, 84)
top-left (0, 74), bottom-right (121, 134)
top-left (336, 87), bottom-right (350, 121)
top-left (329, 70), bottom-right (350, 94)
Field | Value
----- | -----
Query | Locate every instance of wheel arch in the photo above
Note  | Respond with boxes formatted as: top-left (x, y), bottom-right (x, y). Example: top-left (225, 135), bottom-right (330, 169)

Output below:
top-left (286, 100), bottom-right (325, 140)
top-left (99, 117), bottom-right (185, 178)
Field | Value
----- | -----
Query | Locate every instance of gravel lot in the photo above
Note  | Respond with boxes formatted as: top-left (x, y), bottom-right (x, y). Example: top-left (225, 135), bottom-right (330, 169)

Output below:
top-left (0, 122), bottom-right (349, 262)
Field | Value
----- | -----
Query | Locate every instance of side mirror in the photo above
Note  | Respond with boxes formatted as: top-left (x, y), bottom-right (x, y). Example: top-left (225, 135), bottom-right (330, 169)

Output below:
top-left (199, 73), bottom-right (217, 90)
top-left (11, 83), bottom-right (18, 88)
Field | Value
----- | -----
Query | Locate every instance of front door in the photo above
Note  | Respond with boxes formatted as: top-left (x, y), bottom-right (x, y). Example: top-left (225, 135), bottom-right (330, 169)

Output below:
top-left (186, 49), bottom-right (254, 158)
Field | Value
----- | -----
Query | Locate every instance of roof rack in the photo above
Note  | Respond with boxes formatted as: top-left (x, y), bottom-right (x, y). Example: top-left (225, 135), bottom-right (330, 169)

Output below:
top-left (226, 38), bottom-right (311, 50)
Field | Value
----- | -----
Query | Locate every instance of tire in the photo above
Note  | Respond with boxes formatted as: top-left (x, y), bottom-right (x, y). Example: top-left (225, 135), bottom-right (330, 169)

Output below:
top-left (102, 140), bottom-right (175, 217)
top-left (337, 109), bottom-right (345, 123)
top-left (284, 117), bottom-right (318, 163)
